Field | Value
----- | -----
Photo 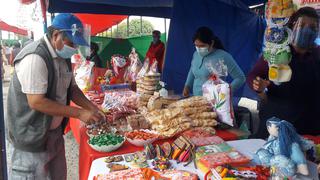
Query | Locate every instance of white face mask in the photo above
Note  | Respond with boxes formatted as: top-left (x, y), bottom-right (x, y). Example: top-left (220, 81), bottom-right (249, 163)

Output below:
top-left (56, 44), bottom-right (78, 59)
top-left (196, 47), bottom-right (210, 57)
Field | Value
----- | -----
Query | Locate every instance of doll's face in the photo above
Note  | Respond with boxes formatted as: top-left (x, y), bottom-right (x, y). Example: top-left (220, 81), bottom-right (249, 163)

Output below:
top-left (267, 123), bottom-right (279, 137)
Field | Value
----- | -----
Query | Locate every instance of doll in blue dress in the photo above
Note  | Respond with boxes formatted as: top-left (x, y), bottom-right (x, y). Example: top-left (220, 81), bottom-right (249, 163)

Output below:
top-left (254, 117), bottom-right (312, 177)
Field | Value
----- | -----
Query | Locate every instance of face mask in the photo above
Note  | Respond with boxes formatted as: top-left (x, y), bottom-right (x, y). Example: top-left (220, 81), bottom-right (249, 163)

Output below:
top-left (292, 27), bottom-right (318, 49)
top-left (196, 47), bottom-right (209, 57)
top-left (56, 44), bottom-right (77, 59)
top-left (153, 38), bottom-right (159, 44)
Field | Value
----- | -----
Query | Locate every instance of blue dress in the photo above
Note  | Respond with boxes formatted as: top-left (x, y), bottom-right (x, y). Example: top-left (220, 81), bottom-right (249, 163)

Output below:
top-left (185, 49), bottom-right (245, 96)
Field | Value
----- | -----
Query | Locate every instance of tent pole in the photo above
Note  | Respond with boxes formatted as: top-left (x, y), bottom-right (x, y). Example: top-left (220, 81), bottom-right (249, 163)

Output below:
top-left (140, 16), bottom-right (142, 37)
top-left (127, 16), bottom-right (129, 38)
top-left (110, 27), bottom-right (112, 38)
top-left (164, 18), bottom-right (167, 42)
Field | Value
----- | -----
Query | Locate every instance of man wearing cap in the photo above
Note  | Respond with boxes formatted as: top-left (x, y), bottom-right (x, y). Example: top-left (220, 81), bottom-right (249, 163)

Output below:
top-left (7, 13), bottom-right (105, 179)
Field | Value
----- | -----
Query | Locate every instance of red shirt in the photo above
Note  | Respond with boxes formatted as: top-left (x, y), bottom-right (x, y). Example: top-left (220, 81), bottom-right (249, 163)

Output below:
top-left (146, 41), bottom-right (165, 72)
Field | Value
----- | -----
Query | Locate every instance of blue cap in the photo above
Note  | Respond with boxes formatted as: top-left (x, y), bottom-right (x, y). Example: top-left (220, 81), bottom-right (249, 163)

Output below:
top-left (52, 13), bottom-right (89, 46)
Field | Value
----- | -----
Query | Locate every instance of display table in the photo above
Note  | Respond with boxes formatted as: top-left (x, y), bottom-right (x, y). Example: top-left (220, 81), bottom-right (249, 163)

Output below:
top-left (88, 139), bottom-right (320, 180)
top-left (78, 125), bottom-right (249, 180)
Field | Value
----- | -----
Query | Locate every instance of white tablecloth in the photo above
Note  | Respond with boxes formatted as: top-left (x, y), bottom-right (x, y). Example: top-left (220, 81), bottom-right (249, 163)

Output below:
top-left (88, 139), bottom-right (319, 180)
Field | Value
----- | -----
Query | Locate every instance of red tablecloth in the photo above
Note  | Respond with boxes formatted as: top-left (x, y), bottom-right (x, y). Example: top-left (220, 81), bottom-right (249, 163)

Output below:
top-left (69, 119), bottom-right (248, 180)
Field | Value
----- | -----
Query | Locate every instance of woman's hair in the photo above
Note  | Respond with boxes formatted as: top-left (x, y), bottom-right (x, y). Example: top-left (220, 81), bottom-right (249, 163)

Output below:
top-left (287, 6), bottom-right (319, 29)
top-left (193, 26), bottom-right (225, 50)
top-left (266, 117), bottom-right (303, 158)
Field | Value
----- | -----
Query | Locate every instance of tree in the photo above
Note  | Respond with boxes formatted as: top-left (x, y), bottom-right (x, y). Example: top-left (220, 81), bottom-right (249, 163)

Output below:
top-left (105, 19), bottom-right (154, 38)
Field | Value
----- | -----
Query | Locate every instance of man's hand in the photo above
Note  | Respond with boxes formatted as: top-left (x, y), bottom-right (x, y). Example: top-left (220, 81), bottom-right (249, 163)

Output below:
top-left (253, 76), bottom-right (270, 92)
top-left (78, 109), bottom-right (105, 124)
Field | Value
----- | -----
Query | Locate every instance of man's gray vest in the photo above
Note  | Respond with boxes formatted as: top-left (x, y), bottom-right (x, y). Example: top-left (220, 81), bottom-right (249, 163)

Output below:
top-left (7, 38), bottom-right (71, 152)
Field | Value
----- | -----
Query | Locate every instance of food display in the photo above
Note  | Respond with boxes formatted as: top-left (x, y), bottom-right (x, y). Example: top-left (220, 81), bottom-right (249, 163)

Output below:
top-left (104, 156), bottom-right (124, 163)
top-left (106, 163), bottom-right (129, 172)
top-left (145, 96), bottom-right (218, 138)
top-left (160, 170), bottom-right (199, 180)
top-left (86, 121), bottom-right (116, 137)
top-left (126, 114), bottom-right (150, 130)
top-left (94, 168), bottom-right (145, 180)
top-left (125, 130), bottom-right (159, 147)
top-left (88, 134), bottom-right (125, 152)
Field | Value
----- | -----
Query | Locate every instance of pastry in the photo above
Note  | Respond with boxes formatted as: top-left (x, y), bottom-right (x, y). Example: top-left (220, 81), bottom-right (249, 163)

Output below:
top-left (107, 163), bottom-right (129, 172)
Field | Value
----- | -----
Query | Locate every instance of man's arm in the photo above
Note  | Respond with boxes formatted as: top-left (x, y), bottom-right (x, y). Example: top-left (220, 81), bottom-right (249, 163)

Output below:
top-left (27, 94), bottom-right (103, 123)
top-left (70, 84), bottom-right (98, 111)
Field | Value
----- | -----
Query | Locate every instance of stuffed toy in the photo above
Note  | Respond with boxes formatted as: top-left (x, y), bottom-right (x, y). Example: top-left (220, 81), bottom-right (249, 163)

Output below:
top-left (254, 117), bottom-right (313, 177)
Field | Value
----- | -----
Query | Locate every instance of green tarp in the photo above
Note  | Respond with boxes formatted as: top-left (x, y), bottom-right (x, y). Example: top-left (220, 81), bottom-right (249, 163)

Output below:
top-left (91, 34), bottom-right (166, 68)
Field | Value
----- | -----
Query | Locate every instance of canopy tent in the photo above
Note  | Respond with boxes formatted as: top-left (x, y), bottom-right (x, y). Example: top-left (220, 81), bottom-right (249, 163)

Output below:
top-left (46, 0), bottom-right (267, 99)
top-left (74, 14), bottom-right (128, 35)
top-left (0, 20), bottom-right (28, 36)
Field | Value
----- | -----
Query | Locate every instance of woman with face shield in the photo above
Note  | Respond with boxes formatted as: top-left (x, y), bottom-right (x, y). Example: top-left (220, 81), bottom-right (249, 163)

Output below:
top-left (247, 7), bottom-right (320, 138)
top-left (183, 26), bottom-right (246, 97)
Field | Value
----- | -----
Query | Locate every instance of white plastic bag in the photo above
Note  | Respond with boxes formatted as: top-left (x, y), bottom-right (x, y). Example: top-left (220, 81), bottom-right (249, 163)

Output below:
top-left (74, 60), bottom-right (95, 91)
top-left (202, 60), bottom-right (234, 126)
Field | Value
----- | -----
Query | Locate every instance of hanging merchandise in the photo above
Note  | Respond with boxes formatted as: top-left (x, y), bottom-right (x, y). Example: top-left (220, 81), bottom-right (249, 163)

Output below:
top-left (124, 47), bottom-right (142, 83)
top-left (263, 0), bottom-right (295, 84)
top-left (74, 54), bottom-right (95, 92)
top-left (110, 54), bottom-right (130, 84)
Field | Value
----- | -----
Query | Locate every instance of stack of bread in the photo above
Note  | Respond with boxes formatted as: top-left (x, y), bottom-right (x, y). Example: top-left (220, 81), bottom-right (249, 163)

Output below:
top-left (169, 96), bottom-right (218, 128)
top-left (136, 73), bottom-right (161, 107)
top-left (145, 107), bottom-right (192, 138)
top-left (145, 96), bottom-right (218, 138)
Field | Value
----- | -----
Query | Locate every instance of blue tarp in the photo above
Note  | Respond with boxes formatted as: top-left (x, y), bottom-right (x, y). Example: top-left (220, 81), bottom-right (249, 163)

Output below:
top-left (48, 0), bottom-right (266, 18)
top-left (163, 0), bottom-right (266, 98)
top-left (47, 0), bottom-right (266, 98)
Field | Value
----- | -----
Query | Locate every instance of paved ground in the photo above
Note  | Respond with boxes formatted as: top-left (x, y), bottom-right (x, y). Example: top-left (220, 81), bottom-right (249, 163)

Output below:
top-left (2, 65), bottom-right (79, 180)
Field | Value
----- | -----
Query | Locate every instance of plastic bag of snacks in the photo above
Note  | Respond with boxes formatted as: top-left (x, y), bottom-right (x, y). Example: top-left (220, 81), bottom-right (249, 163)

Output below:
top-left (74, 59), bottom-right (95, 92)
top-left (202, 60), bottom-right (234, 126)
top-left (124, 48), bottom-right (142, 82)
top-left (137, 58), bottom-right (150, 79)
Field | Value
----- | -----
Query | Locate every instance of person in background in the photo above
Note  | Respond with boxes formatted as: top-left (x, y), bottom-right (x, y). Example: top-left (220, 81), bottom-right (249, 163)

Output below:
top-left (9, 42), bottom-right (21, 66)
top-left (183, 26), bottom-right (246, 97)
top-left (3, 43), bottom-right (11, 65)
top-left (146, 30), bottom-right (165, 73)
top-left (89, 42), bottom-right (101, 67)
top-left (7, 13), bottom-right (105, 179)
top-left (247, 7), bottom-right (320, 138)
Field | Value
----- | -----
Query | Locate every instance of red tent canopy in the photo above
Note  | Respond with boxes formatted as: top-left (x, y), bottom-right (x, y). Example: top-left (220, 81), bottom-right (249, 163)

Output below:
top-left (74, 14), bottom-right (128, 35)
top-left (0, 20), bottom-right (28, 36)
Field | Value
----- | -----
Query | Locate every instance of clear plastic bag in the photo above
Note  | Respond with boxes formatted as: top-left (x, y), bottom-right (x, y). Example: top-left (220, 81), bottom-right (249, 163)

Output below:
top-left (74, 55), bottom-right (95, 91)
top-left (137, 58), bottom-right (150, 79)
top-left (124, 48), bottom-right (143, 82)
top-left (202, 60), bottom-right (234, 126)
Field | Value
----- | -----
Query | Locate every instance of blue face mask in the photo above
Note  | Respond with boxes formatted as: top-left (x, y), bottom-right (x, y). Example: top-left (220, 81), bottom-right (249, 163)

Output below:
top-left (56, 44), bottom-right (77, 59)
top-left (196, 47), bottom-right (209, 57)
top-left (293, 27), bottom-right (318, 49)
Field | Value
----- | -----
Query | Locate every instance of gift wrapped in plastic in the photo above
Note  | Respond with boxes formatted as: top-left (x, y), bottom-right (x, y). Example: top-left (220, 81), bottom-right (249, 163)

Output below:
top-left (124, 47), bottom-right (142, 82)
top-left (74, 57), bottom-right (95, 92)
top-left (202, 60), bottom-right (234, 127)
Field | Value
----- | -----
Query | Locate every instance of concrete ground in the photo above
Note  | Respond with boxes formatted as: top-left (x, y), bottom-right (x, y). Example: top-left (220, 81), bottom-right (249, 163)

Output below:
top-left (2, 65), bottom-right (79, 180)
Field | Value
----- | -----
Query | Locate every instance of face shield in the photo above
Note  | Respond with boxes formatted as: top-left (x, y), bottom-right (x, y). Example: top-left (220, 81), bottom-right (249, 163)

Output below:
top-left (291, 17), bottom-right (319, 49)
top-left (59, 23), bottom-right (91, 59)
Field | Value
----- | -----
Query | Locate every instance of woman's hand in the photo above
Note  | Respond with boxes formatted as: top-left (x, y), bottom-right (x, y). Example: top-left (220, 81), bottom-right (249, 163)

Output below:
top-left (183, 86), bottom-right (190, 97)
top-left (253, 76), bottom-right (270, 93)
